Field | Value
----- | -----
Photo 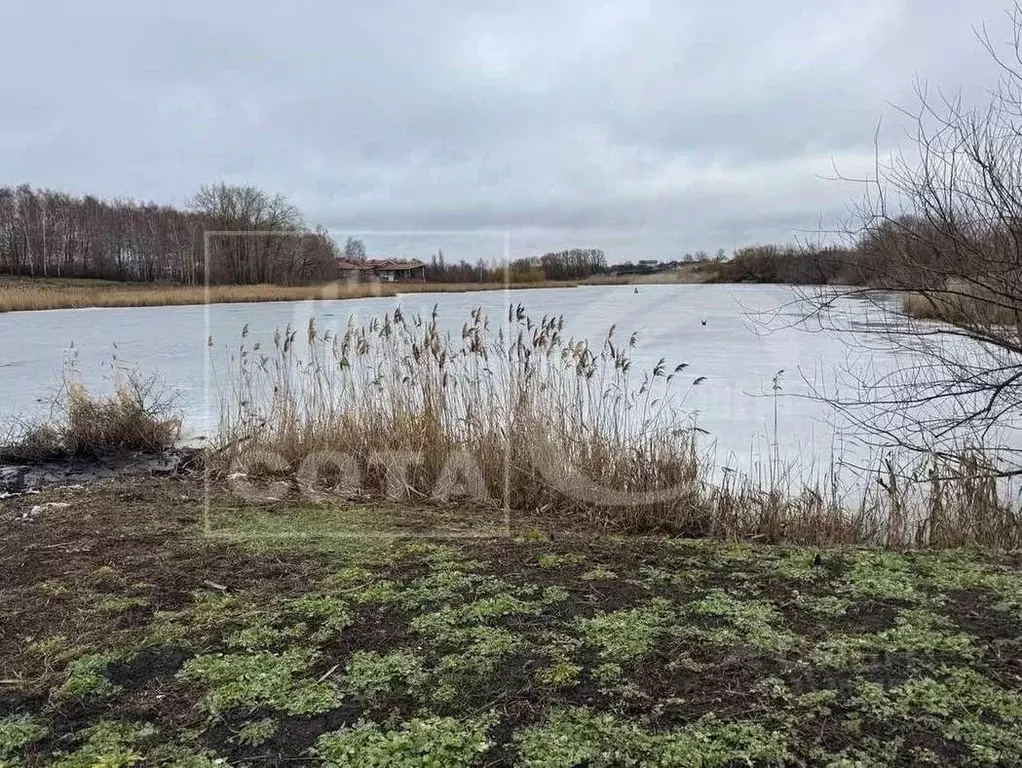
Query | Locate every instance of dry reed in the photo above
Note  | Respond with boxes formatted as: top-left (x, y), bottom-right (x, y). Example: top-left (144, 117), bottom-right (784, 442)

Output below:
top-left (0, 365), bottom-right (181, 462)
top-left (214, 304), bottom-right (705, 532)
top-left (0, 277), bottom-right (588, 313)
top-left (706, 451), bottom-right (1019, 550)
top-left (902, 280), bottom-right (1021, 326)
top-left (211, 304), bottom-right (1022, 548)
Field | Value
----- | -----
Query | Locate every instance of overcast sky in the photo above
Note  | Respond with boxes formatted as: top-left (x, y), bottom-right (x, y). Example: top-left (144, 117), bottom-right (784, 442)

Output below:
top-left (0, 0), bottom-right (1014, 261)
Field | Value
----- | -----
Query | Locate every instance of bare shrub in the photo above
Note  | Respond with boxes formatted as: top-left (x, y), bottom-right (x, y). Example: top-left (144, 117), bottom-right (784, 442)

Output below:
top-left (0, 366), bottom-right (181, 462)
top-left (807, 5), bottom-right (1022, 477)
top-left (0, 423), bottom-right (64, 464)
top-left (902, 279), bottom-right (1020, 326)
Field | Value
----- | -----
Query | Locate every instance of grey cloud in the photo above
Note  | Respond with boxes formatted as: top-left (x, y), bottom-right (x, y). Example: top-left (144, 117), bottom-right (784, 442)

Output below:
top-left (0, 0), bottom-right (1014, 261)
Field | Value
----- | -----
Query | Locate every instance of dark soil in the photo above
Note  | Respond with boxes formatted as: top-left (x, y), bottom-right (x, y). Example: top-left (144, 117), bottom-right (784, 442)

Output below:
top-left (2, 474), bottom-right (1022, 766)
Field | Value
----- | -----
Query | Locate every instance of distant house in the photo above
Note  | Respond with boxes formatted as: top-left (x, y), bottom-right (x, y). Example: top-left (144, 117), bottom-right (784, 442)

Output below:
top-left (371, 259), bottom-right (426, 282)
top-left (336, 258), bottom-right (426, 282)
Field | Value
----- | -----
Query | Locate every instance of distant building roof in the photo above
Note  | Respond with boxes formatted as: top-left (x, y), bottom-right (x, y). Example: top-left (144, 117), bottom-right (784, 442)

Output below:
top-left (337, 258), bottom-right (423, 270)
top-left (336, 259), bottom-right (367, 270)
top-left (370, 259), bottom-right (424, 271)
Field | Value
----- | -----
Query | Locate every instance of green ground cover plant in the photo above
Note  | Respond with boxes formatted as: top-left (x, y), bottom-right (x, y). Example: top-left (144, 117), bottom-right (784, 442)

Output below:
top-left (2, 480), bottom-right (1022, 765)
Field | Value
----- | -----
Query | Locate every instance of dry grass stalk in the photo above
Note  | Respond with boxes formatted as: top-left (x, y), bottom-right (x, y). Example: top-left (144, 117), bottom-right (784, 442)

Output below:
top-left (214, 305), bottom-right (704, 532)
top-left (902, 279), bottom-right (1021, 326)
top-left (0, 277), bottom-right (592, 314)
top-left (0, 365), bottom-right (180, 462)
top-left (212, 304), bottom-right (1021, 548)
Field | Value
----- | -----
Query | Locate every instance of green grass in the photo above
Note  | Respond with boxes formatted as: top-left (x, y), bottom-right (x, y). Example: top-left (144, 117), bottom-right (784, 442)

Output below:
top-left (6, 499), bottom-right (1022, 766)
top-left (51, 721), bottom-right (154, 768)
top-left (580, 566), bottom-right (618, 581)
top-left (235, 717), bottom-right (278, 747)
top-left (810, 609), bottom-right (978, 669)
top-left (343, 649), bottom-right (427, 703)
top-left (575, 598), bottom-right (677, 663)
top-left (515, 708), bottom-right (791, 767)
top-left (205, 504), bottom-right (400, 553)
top-left (56, 652), bottom-right (125, 700)
top-left (0, 715), bottom-right (49, 762)
top-left (315, 715), bottom-right (495, 767)
top-left (689, 590), bottom-right (799, 652)
top-left (178, 649), bottom-right (340, 716)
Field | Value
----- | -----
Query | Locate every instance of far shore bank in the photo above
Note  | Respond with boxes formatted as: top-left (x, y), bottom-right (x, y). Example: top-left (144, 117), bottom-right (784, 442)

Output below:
top-left (0, 277), bottom-right (581, 314)
top-left (0, 270), bottom-right (721, 313)
top-left (0, 265), bottom-right (725, 313)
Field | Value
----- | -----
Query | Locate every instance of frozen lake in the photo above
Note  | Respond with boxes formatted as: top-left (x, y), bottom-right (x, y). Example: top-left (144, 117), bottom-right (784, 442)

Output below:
top-left (1, 284), bottom-right (1014, 486)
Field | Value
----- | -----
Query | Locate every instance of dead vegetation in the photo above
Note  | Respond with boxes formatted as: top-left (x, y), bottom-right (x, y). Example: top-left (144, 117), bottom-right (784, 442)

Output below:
top-left (213, 304), bottom-right (704, 535)
top-left (212, 305), bottom-right (1022, 550)
top-left (0, 276), bottom-right (602, 314)
top-left (902, 280), bottom-right (1022, 326)
top-left (0, 367), bottom-right (180, 463)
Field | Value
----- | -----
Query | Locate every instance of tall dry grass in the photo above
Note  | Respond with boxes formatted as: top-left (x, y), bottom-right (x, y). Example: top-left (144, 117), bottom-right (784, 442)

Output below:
top-left (214, 305), bottom-right (705, 532)
top-left (0, 277), bottom-right (587, 313)
top-left (0, 365), bottom-right (181, 462)
top-left (212, 304), bottom-right (1022, 548)
top-left (705, 451), bottom-right (1019, 549)
top-left (902, 279), bottom-right (1021, 325)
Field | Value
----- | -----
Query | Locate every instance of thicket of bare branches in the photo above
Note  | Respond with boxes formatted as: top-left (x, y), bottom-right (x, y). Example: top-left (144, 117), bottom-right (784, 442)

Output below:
top-left (812, 4), bottom-right (1022, 473)
top-left (711, 244), bottom-right (859, 285)
top-left (0, 182), bottom-right (337, 285)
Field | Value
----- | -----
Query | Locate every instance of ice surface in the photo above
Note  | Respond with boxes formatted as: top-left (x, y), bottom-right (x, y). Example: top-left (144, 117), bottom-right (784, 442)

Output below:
top-left (1, 284), bottom-right (1015, 489)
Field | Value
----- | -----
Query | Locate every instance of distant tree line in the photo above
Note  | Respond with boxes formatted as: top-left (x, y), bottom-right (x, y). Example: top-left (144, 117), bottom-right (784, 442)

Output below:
top-left (0, 183), bottom-right (337, 285)
top-left (708, 244), bottom-right (863, 285)
top-left (423, 251), bottom-right (501, 283)
top-left (701, 217), bottom-right (1014, 288)
top-left (423, 248), bottom-right (609, 283)
top-left (4, 180), bottom-right (944, 291)
top-left (536, 248), bottom-right (609, 280)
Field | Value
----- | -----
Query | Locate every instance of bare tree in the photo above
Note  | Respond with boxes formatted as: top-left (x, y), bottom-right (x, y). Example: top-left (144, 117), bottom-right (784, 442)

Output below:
top-left (808, 4), bottom-right (1022, 474)
top-left (342, 236), bottom-right (366, 263)
top-left (0, 182), bottom-right (336, 285)
top-left (187, 182), bottom-right (307, 284)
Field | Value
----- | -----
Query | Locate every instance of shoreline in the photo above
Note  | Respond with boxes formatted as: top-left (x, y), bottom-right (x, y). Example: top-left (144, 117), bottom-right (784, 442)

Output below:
top-left (1, 442), bottom-right (1016, 550)
top-left (0, 278), bottom-right (587, 314)
top-left (2, 294), bottom-right (1013, 552)
top-left (0, 270), bottom-right (720, 313)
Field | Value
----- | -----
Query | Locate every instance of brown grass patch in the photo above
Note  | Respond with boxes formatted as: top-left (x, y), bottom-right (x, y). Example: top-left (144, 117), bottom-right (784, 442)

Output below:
top-left (213, 306), bottom-right (705, 533)
top-left (0, 276), bottom-right (593, 313)
top-left (0, 367), bottom-right (180, 462)
top-left (902, 280), bottom-right (1021, 326)
top-left (210, 304), bottom-right (1021, 548)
